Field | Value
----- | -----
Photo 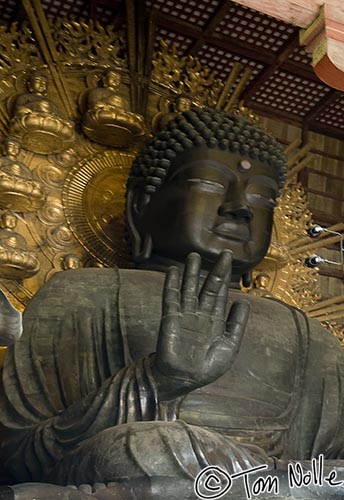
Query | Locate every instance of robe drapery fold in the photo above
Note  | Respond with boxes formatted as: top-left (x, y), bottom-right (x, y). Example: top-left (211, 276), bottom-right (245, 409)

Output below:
top-left (1, 267), bottom-right (344, 486)
top-left (0, 268), bottom-right (159, 481)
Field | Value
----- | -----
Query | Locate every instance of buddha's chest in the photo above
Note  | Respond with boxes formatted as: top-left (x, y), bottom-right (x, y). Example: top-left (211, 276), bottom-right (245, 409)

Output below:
top-left (121, 271), bottom-right (304, 431)
top-left (179, 316), bottom-right (300, 431)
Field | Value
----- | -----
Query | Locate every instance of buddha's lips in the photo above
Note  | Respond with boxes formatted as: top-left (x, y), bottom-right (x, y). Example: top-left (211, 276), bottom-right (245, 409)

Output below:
top-left (212, 222), bottom-right (250, 241)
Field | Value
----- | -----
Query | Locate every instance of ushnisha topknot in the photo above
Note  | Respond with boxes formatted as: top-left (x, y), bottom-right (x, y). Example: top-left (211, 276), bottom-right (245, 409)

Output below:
top-left (129, 106), bottom-right (287, 195)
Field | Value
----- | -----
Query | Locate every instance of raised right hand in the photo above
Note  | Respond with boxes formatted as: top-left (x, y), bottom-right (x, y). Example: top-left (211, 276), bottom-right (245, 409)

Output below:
top-left (152, 251), bottom-right (250, 400)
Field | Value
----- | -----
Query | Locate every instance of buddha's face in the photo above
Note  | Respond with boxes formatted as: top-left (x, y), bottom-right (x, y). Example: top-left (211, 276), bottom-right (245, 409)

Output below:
top-left (256, 273), bottom-right (270, 288)
top-left (54, 148), bottom-right (77, 168)
top-left (62, 254), bottom-right (82, 270)
top-left (139, 149), bottom-right (280, 274)
top-left (104, 71), bottom-right (120, 88)
top-left (55, 148), bottom-right (77, 168)
top-left (4, 140), bottom-right (20, 158)
top-left (29, 75), bottom-right (47, 94)
top-left (176, 97), bottom-right (191, 113)
top-left (2, 214), bottom-right (17, 230)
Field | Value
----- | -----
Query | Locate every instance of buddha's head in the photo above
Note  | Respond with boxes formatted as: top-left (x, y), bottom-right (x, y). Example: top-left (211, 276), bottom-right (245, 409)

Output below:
top-left (54, 148), bottom-right (77, 168)
top-left (174, 95), bottom-right (192, 113)
top-left (2, 137), bottom-right (21, 158)
top-left (254, 272), bottom-right (270, 289)
top-left (102, 69), bottom-right (121, 89)
top-left (126, 107), bottom-right (287, 276)
top-left (1, 213), bottom-right (17, 231)
top-left (28, 71), bottom-right (48, 95)
top-left (62, 253), bottom-right (83, 270)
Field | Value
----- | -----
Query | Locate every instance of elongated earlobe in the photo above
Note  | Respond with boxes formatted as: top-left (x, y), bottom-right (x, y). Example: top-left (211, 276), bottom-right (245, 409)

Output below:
top-left (134, 234), bottom-right (153, 263)
top-left (125, 184), bottom-right (153, 263)
top-left (241, 270), bottom-right (252, 288)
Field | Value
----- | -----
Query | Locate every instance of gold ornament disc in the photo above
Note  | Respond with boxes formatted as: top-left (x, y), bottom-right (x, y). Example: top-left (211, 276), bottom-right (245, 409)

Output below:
top-left (63, 150), bottom-right (134, 266)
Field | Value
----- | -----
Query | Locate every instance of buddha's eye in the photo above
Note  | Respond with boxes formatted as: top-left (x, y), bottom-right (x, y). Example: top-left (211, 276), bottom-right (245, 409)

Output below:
top-left (245, 183), bottom-right (277, 208)
top-left (247, 194), bottom-right (277, 208)
top-left (187, 178), bottom-right (225, 193)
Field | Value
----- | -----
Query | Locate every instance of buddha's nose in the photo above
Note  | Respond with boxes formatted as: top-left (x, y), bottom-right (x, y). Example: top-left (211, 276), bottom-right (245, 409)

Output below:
top-left (218, 201), bottom-right (253, 222)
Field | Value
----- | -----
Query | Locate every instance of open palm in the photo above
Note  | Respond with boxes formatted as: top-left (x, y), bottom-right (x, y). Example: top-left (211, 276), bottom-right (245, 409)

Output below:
top-left (153, 251), bottom-right (250, 400)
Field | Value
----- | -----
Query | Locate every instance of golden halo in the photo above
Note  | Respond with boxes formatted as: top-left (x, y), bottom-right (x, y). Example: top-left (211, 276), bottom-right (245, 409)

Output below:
top-left (62, 150), bottom-right (134, 267)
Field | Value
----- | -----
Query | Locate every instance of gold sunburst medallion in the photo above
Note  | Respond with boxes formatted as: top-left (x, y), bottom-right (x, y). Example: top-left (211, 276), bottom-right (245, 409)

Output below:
top-left (62, 150), bottom-right (135, 267)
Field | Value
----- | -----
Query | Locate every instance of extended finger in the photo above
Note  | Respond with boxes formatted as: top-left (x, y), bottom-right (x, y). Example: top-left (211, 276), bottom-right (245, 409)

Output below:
top-left (162, 266), bottom-right (181, 316)
top-left (224, 299), bottom-right (250, 353)
top-left (181, 253), bottom-right (201, 312)
top-left (213, 271), bottom-right (232, 319)
top-left (199, 250), bottom-right (232, 313)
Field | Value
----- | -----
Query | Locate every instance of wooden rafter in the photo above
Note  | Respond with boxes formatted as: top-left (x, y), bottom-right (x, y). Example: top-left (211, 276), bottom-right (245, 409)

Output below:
top-left (155, 11), bottom-right (275, 64)
top-left (187, 0), bottom-right (232, 56)
top-left (309, 122), bottom-right (344, 141)
top-left (241, 31), bottom-right (299, 104)
top-left (125, 0), bottom-right (157, 115)
top-left (281, 60), bottom-right (323, 83)
top-left (248, 102), bottom-right (304, 127)
top-left (154, 10), bottom-right (325, 85)
top-left (303, 89), bottom-right (341, 125)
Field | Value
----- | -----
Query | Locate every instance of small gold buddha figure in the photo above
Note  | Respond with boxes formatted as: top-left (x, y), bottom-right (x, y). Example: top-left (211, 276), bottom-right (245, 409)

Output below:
top-left (61, 253), bottom-right (83, 271)
top-left (9, 71), bottom-right (75, 155)
top-left (0, 137), bottom-right (45, 212)
top-left (152, 94), bottom-right (192, 133)
top-left (249, 272), bottom-right (273, 297)
top-left (52, 147), bottom-right (78, 170)
top-left (81, 68), bottom-right (146, 148)
top-left (0, 212), bottom-right (39, 279)
top-left (84, 256), bottom-right (105, 268)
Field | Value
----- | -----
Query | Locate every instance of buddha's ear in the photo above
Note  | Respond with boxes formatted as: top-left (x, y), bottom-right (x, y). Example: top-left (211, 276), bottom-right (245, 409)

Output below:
top-left (241, 270), bottom-right (252, 288)
top-left (125, 182), bottom-right (153, 263)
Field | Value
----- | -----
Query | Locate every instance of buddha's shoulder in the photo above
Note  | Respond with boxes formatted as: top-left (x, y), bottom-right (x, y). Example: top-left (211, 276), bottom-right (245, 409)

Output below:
top-left (40, 267), bottom-right (121, 290)
top-left (27, 267), bottom-right (165, 306)
top-left (119, 268), bottom-right (166, 287)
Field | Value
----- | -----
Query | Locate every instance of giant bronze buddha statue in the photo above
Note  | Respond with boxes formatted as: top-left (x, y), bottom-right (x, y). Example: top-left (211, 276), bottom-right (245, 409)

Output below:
top-left (1, 107), bottom-right (344, 500)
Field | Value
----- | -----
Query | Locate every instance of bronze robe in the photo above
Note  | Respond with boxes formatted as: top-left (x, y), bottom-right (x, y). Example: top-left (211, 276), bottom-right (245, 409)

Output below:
top-left (1, 267), bottom-right (344, 485)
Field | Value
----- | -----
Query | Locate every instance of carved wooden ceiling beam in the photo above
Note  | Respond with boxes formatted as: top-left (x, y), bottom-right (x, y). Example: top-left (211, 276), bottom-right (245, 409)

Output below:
top-left (300, 5), bottom-right (344, 91)
top-left (231, 0), bottom-right (344, 91)
top-left (230, 0), bottom-right (325, 27)
top-left (154, 11), bottom-right (323, 83)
